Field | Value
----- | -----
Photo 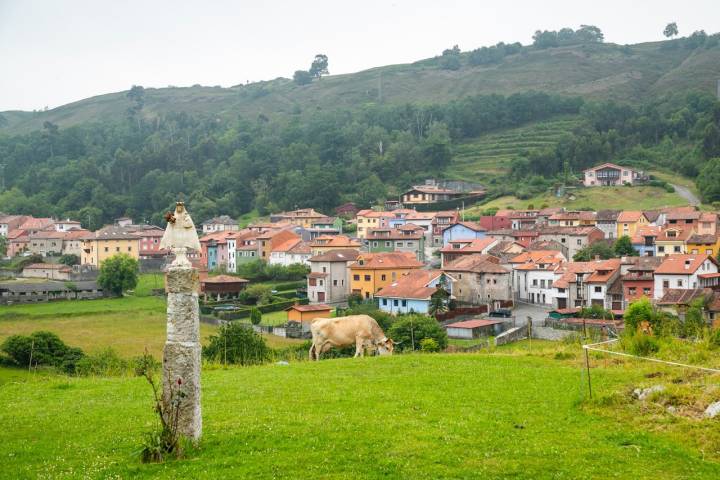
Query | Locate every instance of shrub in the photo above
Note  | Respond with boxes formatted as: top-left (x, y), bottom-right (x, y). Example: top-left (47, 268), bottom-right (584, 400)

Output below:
top-left (341, 303), bottom-right (394, 331)
top-left (388, 314), bottom-right (448, 351)
top-left (203, 322), bottom-right (270, 366)
top-left (98, 254), bottom-right (139, 296)
top-left (622, 331), bottom-right (660, 356)
top-left (75, 348), bottom-right (128, 376)
top-left (250, 307), bottom-right (262, 325)
top-left (420, 338), bottom-right (440, 352)
top-left (1, 331), bottom-right (85, 373)
top-left (708, 328), bottom-right (720, 348)
top-left (243, 284), bottom-right (272, 305)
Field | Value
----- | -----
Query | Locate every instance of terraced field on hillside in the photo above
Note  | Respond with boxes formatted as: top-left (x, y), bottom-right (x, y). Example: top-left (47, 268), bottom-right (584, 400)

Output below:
top-left (447, 116), bottom-right (583, 182)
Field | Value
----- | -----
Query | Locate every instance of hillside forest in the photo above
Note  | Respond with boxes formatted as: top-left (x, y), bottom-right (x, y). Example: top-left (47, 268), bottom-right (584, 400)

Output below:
top-left (1, 27), bottom-right (720, 227)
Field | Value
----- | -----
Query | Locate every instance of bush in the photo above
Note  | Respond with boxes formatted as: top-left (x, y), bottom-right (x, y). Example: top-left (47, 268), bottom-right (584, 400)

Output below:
top-left (340, 303), bottom-right (394, 332)
top-left (250, 307), bottom-right (262, 325)
top-left (98, 254), bottom-right (139, 296)
top-left (420, 338), bottom-right (440, 352)
top-left (0, 331), bottom-right (84, 373)
top-left (388, 315), bottom-right (448, 351)
top-left (708, 328), bottom-right (720, 348)
top-left (203, 322), bottom-right (270, 366)
top-left (243, 284), bottom-right (272, 305)
top-left (76, 348), bottom-right (128, 376)
top-left (622, 331), bottom-right (660, 356)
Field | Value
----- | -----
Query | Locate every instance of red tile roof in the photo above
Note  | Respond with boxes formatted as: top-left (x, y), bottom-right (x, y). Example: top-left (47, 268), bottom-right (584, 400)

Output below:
top-left (655, 254), bottom-right (717, 275)
top-left (287, 304), bottom-right (332, 312)
top-left (440, 237), bottom-right (497, 254)
top-left (375, 269), bottom-right (447, 300)
top-left (443, 254), bottom-right (508, 274)
top-left (617, 211), bottom-right (646, 223)
top-left (446, 319), bottom-right (503, 329)
top-left (351, 252), bottom-right (424, 270)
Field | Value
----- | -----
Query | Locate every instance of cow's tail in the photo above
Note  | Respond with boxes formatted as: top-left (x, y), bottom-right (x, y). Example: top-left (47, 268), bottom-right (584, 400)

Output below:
top-left (309, 343), bottom-right (316, 361)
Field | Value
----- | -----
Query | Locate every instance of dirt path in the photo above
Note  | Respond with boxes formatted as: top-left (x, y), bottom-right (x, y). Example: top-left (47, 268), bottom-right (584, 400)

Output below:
top-left (671, 183), bottom-right (700, 206)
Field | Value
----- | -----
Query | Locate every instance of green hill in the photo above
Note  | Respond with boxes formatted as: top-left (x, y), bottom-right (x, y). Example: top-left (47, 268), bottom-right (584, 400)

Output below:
top-left (2, 351), bottom-right (720, 478)
top-left (3, 39), bottom-right (720, 135)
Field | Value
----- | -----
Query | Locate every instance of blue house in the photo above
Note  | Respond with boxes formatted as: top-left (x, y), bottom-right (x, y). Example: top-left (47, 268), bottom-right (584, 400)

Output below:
top-left (441, 222), bottom-right (486, 246)
top-left (376, 270), bottom-right (453, 315)
top-left (207, 245), bottom-right (218, 270)
top-left (631, 226), bottom-right (660, 257)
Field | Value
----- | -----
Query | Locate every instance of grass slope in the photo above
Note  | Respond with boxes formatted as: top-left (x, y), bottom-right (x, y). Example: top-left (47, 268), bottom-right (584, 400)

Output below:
top-left (469, 185), bottom-right (690, 213)
top-left (3, 41), bottom-right (719, 134)
top-left (1, 352), bottom-right (719, 479)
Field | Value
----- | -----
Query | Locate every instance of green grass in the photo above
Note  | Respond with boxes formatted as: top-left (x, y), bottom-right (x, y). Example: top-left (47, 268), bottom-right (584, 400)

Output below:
top-left (132, 273), bottom-right (165, 297)
top-left (1, 349), bottom-right (720, 478)
top-left (469, 184), bottom-right (691, 213)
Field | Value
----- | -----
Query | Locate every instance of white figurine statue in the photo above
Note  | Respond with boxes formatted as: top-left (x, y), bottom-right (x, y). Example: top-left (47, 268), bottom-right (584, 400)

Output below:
top-left (160, 202), bottom-right (201, 266)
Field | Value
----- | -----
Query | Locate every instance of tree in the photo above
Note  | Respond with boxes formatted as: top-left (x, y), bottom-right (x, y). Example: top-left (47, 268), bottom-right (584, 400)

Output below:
top-left (309, 54), bottom-right (329, 79)
top-left (97, 254), bottom-right (139, 296)
top-left (624, 297), bottom-right (654, 332)
top-left (663, 22), bottom-right (679, 38)
top-left (613, 235), bottom-right (638, 257)
top-left (684, 298), bottom-right (706, 338)
top-left (573, 241), bottom-right (615, 261)
top-left (0, 235), bottom-right (6, 257)
top-left (388, 315), bottom-right (448, 351)
top-left (58, 254), bottom-right (80, 266)
top-left (202, 322), bottom-right (269, 365)
top-left (697, 158), bottom-right (720, 203)
top-left (293, 70), bottom-right (313, 85)
top-left (1, 331), bottom-right (84, 373)
top-left (429, 289), bottom-right (450, 317)
top-left (439, 45), bottom-right (462, 70)
top-left (250, 307), bottom-right (262, 325)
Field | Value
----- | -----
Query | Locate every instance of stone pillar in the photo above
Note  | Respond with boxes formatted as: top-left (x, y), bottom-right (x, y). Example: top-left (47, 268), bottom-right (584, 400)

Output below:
top-left (163, 264), bottom-right (202, 441)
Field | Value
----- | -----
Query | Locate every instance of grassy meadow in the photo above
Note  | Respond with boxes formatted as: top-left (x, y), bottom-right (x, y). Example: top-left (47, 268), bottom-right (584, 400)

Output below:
top-left (1, 345), bottom-right (720, 479)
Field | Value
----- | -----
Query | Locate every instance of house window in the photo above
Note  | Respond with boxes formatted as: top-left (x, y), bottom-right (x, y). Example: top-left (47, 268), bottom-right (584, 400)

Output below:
top-left (643, 288), bottom-right (650, 296)
top-left (532, 279), bottom-right (538, 286)
top-left (393, 300), bottom-right (398, 306)
top-left (594, 286), bottom-right (602, 293)
top-left (406, 242), bottom-right (413, 247)
top-left (673, 246), bottom-right (681, 253)
top-left (458, 273), bottom-right (462, 280)
top-left (373, 242), bottom-right (378, 247)
top-left (353, 275), bottom-right (360, 281)
top-left (561, 238), bottom-right (566, 243)
top-left (322, 267), bottom-right (327, 273)
top-left (381, 274), bottom-right (386, 281)
top-left (104, 247), bottom-right (109, 252)
top-left (663, 280), bottom-right (669, 288)
top-left (319, 280), bottom-right (324, 286)
top-left (558, 288), bottom-right (565, 293)
top-left (397, 242), bottom-right (403, 247)
top-left (333, 280), bottom-right (338, 286)
top-left (658, 246), bottom-right (665, 253)
top-left (382, 299), bottom-right (387, 306)
top-left (493, 279), bottom-right (497, 284)
top-left (392, 272), bottom-right (397, 280)
top-left (128, 247), bottom-right (132, 252)
top-left (577, 239), bottom-right (581, 245)
top-left (402, 300), bottom-right (407, 307)
top-left (486, 279), bottom-right (490, 284)
top-left (677, 280), bottom-right (683, 287)
top-left (629, 287), bottom-right (636, 295)
top-left (385, 241), bottom-right (391, 247)
top-left (364, 275), bottom-right (371, 281)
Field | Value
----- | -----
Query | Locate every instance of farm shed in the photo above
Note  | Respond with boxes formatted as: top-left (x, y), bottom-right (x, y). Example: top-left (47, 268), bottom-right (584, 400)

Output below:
top-left (445, 319), bottom-right (505, 339)
top-left (286, 303), bottom-right (333, 323)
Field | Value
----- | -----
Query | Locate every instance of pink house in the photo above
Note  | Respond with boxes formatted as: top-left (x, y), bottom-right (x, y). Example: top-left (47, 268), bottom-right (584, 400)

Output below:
top-left (583, 163), bottom-right (641, 187)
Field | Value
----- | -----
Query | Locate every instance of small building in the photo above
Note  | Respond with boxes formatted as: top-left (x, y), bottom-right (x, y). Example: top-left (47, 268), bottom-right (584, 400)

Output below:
top-left (199, 275), bottom-right (249, 301)
top-left (445, 319), bottom-right (505, 339)
top-left (286, 303), bottom-right (333, 322)
top-left (0, 280), bottom-right (104, 304)
top-left (583, 163), bottom-right (642, 187)
top-left (201, 215), bottom-right (240, 234)
top-left (22, 263), bottom-right (72, 281)
top-left (375, 270), bottom-right (453, 315)
top-left (441, 222), bottom-right (487, 246)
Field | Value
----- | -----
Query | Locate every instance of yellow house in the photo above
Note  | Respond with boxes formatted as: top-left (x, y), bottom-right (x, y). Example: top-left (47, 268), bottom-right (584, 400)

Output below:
top-left (687, 233), bottom-right (720, 258)
top-left (80, 230), bottom-right (141, 267)
top-left (355, 210), bottom-right (393, 239)
top-left (655, 227), bottom-right (692, 256)
top-left (310, 235), bottom-right (361, 255)
top-left (616, 211), bottom-right (648, 238)
top-left (349, 252), bottom-right (423, 299)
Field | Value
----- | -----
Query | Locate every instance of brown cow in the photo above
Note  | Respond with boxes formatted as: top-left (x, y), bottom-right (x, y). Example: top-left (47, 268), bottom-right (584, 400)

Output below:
top-left (309, 314), bottom-right (395, 360)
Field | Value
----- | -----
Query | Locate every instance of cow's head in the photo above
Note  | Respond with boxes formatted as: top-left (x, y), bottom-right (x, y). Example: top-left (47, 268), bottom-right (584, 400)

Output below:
top-left (376, 337), bottom-right (395, 356)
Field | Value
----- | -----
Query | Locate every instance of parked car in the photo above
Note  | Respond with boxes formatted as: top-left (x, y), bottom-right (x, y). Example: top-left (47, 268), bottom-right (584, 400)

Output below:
top-left (488, 308), bottom-right (512, 318)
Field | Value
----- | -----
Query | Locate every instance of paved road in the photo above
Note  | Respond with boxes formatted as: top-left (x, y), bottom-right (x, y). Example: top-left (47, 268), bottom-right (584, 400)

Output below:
top-left (671, 183), bottom-right (700, 206)
top-left (511, 302), bottom-right (551, 326)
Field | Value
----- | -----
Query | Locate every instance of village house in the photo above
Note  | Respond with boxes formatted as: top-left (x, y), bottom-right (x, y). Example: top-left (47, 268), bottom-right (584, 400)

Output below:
top-left (595, 210), bottom-right (620, 239)
top-left (199, 274), bottom-right (249, 301)
top-left (536, 226), bottom-right (605, 260)
top-left (27, 230), bottom-right (66, 256)
top-left (355, 210), bottom-right (394, 239)
top-left (80, 229), bottom-right (141, 268)
top-left (440, 237), bottom-right (498, 268)
top-left (307, 249), bottom-right (360, 305)
top-left (631, 225), bottom-right (661, 256)
top-left (655, 227), bottom-right (692, 256)
top-left (697, 212), bottom-right (718, 236)
top-left (622, 256), bottom-right (663, 307)
top-left (349, 251), bottom-right (424, 300)
top-left (486, 240), bottom-right (528, 265)
top-left (270, 208), bottom-right (329, 229)
top-left (310, 234), bottom-right (362, 256)
top-left (201, 215), bottom-right (239, 234)
top-left (199, 231), bottom-right (236, 271)
top-left (228, 230), bottom-right (260, 271)
top-left (53, 219), bottom-right (82, 232)
top-left (686, 233), bottom-right (720, 257)
top-left (302, 217), bottom-right (343, 240)
top-left (486, 229), bottom-right (541, 248)
top-left (0, 215), bottom-right (29, 237)
top-left (547, 211), bottom-right (596, 227)
top-left (430, 210), bottom-right (460, 246)
top-left (7, 230), bottom-right (30, 257)
top-left (477, 214), bottom-right (512, 232)
top-left (583, 163), bottom-right (642, 186)
top-left (551, 259), bottom-right (622, 310)
top-left (656, 288), bottom-right (720, 327)
top-left (616, 211), bottom-right (649, 238)
top-left (375, 269), bottom-right (453, 315)
top-left (21, 263), bottom-right (73, 281)
top-left (661, 207), bottom-right (700, 229)
top-left (17, 217), bottom-right (55, 236)
top-left (442, 254), bottom-right (512, 307)
top-left (510, 251), bottom-right (566, 306)
top-left (508, 210), bottom-right (539, 230)
top-left (446, 319), bottom-right (506, 339)
top-left (62, 229), bottom-right (92, 257)
top-left (400, 183), bottom-right (478, 206)
top-left (653, 254), bottom-right (720, 300)
top-left (269, 238), bottom-right (312, 266)
top-left (441, 221), bottom-right (487, 246)
top-left (364, 225), bottom-right (426, 261)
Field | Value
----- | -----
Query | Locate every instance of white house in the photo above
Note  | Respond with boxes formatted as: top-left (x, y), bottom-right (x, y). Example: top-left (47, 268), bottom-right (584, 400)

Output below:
top-left (653, 254), bottom-right (719, 300)
top-left (583, 163), bottom-right (642, 187)
top-left (376, 269), bottom-right (453, 315)
top-left (269, 240), bottom-right (312, 266)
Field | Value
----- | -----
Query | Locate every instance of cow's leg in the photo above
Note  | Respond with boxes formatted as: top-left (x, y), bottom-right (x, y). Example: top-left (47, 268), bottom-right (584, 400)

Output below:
top-left (354, 336), bottom-right (365, 358)
top-left (309, 343), bottom-right (316, 361)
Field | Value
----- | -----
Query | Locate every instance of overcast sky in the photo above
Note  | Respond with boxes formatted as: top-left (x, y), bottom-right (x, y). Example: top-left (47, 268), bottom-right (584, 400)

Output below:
top-left (1, 0), bottom-right (718, 111)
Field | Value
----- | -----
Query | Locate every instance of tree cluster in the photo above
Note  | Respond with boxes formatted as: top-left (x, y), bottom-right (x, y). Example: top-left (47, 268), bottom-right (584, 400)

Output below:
top-left (532, 25), bottom-right (604, 49)
top-left (293, 54), bottom-right (329, 85)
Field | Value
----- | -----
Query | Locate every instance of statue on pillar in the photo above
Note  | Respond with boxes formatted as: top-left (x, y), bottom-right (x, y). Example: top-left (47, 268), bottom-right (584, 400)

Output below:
top-left (161, 201), bottom-right (202, 441)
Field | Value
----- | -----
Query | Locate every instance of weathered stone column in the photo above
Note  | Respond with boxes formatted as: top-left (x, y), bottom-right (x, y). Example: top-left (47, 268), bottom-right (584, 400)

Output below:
top-left (163, 264), bottom-right (202, 441)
